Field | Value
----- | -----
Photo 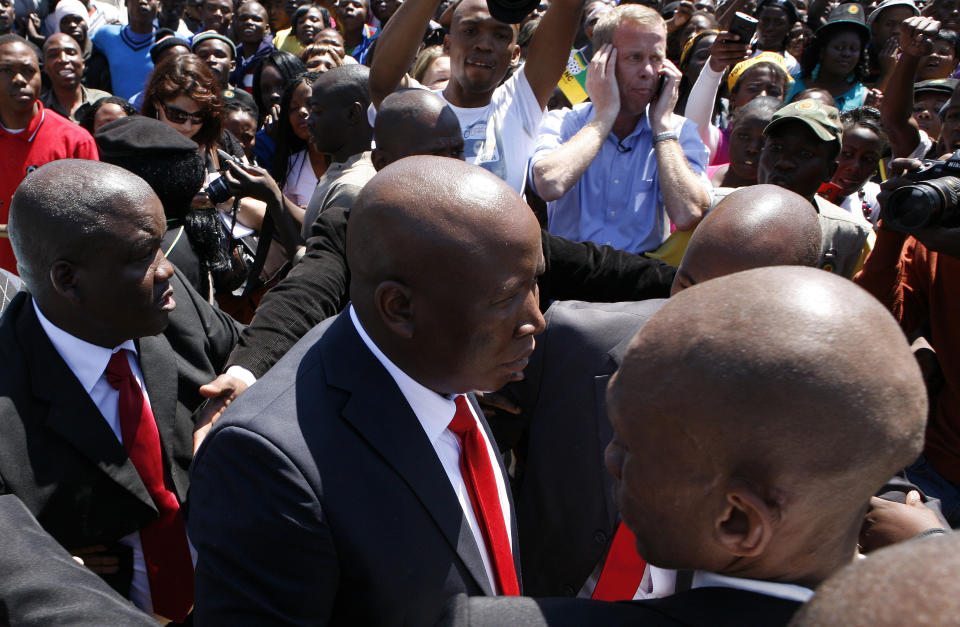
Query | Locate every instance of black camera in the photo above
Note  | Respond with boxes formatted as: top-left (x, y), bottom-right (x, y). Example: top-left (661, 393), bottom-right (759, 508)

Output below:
top-left (881, 150), bottom-right (960, 232)
top-left (204, 149), bottom-right (243, 206)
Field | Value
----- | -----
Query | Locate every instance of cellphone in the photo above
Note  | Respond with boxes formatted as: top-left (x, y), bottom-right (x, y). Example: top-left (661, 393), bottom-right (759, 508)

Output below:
top-left (216, 148), bottom-right (243, 168)
top-left (728, 11), bottom-right (758, 43)
top-left (655, 74), bottom-right (667, 98)
top-left (818, 181), bottom-right (845, 203)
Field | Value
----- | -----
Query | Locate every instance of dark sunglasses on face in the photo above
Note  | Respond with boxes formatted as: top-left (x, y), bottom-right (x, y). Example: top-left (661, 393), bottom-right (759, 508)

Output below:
top-left (161, 103), bottom-right (207, 124)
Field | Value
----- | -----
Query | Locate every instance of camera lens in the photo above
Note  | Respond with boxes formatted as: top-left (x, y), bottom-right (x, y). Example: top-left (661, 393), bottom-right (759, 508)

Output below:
top-left (205, 175), bottom-right (232, 206)
top-left (882, 176), bottom-right (960, 231)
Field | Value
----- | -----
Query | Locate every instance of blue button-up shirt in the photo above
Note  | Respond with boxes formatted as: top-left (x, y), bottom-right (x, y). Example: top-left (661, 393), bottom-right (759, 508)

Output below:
top-left (530, 103), bottom-right (710, 253)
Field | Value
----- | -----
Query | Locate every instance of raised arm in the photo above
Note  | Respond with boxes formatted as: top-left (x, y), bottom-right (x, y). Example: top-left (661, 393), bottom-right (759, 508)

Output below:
top-left (531, 45), bottom-right (619, 201)
top-left (882, 17), bottom-right (940, 158)
top-left (651, 59), bottom-right (710, 231)
top-left (522, 0), bottom-right (588, 108)
top-left (369, 0), bottom-right (442, 108)
top-left (684, 32), bottom-right (750, 155)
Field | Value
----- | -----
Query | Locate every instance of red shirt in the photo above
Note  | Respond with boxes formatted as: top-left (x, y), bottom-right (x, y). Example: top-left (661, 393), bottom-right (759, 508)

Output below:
top-left (0, 101), bottom-right (99, 273)
top-left (855, 231), bottom-right (960, 486)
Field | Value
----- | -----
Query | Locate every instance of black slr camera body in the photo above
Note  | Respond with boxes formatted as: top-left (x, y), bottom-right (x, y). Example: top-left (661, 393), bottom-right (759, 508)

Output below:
top-left (882, 150), bottom-right (960, 232)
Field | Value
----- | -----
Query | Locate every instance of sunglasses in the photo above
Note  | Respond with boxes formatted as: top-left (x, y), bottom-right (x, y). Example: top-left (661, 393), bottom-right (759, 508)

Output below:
top-left (161, 103), bottom-right (207, 125)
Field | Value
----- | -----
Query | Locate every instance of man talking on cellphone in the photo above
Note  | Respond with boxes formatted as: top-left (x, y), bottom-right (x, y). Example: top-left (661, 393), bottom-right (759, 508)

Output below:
top-left (529, 4), bottom-right (711, 254)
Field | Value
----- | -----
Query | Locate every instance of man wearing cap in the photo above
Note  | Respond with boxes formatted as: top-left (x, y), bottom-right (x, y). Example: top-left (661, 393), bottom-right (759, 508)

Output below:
top-left (883, 16), bottom-right (959, 157)
top-left (529, 4), bottom-right (710, 254)
top-left (867, 0), bottom-right (919, 82)
top-left (191, 31), bottom-right (257, 113)
top-left (758, 98), bottom-right (874, 277)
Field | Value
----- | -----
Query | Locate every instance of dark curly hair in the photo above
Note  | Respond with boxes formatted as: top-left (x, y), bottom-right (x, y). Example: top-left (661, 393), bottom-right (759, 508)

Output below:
top-left (77, 96), bottom-right (138, 134)
top-left (840, 105), bottom-right (890, 157)
top-left (799, 24), bottom-right (869, 84)
top-left (141, 53), bottom-right (224, 150)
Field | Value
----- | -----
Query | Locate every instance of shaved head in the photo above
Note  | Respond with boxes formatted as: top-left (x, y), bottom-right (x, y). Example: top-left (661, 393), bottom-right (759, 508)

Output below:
top-left (790, 534), bottom-right (960, 626)
top-left (372, 89), bottom-right (463, 168)
top-left (347, 156), bottom-right (544, 395)
top-left (673, 184), bottom-right (821, 294)
top-left (9, 160), bottom-right (156, 295)
top-left (607, 267), bottom-right (926, 585)
top-left (312, 63), bottom-right (369, 107)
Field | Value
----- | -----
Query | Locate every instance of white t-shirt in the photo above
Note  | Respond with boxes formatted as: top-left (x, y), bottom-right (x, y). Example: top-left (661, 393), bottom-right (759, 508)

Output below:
top-left (283, 149), bottom-right (319, 208)
top-left (368, 65), bottom-right (545, 194)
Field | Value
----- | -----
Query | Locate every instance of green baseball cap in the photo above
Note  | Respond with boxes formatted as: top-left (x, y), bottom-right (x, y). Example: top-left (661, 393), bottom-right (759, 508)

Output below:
top-left (765, 98), bottom-right (843, 143)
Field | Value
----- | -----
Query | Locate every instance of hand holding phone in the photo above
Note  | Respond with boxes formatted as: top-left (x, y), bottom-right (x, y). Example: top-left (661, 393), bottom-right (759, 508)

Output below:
top-left (728, 11), bottom-right (758, 44)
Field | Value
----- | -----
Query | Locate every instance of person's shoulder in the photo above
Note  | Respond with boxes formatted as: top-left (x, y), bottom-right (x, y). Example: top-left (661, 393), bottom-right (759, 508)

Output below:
top-left (39, 108), bottom-right (96, 145)
top-left (92, 23), bottom-right (122, 40)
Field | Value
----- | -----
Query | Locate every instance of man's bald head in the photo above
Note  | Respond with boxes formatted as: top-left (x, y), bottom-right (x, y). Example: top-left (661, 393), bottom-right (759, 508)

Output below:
top-left (347, 156), bottom-right (545, 395)
top-left (371, 89), bottom-right (464, 170)
top-left (790, 535), bottom-right (960, 626)
top-left (312, 63), bottom-right (369, 107)
top-left (10, 160), bottom-right (157, 295)
top-left (672, 185), bottom-right (821, 294)
top-left (607, 267), bottom-right (926, 585)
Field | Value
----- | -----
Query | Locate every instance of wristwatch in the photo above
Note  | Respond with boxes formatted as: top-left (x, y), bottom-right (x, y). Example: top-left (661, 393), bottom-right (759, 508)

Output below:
top-left (653, 131), bottom-right (679, 144)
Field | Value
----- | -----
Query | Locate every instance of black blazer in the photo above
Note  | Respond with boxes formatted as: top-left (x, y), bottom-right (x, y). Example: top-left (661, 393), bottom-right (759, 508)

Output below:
top-left (189, 310), bottom-right (521, 625)
top-left (440, 587), bottom-right (804, 627)
top-left (492, 299), bottom-right (666, 597)
top-left (0, 269), bottom-right (240, 596)
top-left (0, 494), bottom-right (156, 626)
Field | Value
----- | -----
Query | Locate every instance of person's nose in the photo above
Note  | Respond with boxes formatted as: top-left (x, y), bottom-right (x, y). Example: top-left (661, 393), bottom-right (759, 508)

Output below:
top-left (157, 251), bottom-right (175, 280)
top-left (516, 283), bottom-right (546, 338)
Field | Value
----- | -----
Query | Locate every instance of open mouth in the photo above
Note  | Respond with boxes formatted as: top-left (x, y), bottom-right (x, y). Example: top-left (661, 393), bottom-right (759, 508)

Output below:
top-left (158, 287), bottom-right (176, 312)
top-left (465, 59), bottom-right (495, 70)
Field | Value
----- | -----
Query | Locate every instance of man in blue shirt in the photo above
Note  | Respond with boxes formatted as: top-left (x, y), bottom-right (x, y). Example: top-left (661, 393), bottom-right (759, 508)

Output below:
top-left (529, 4), bottom-right (710, 254)
top-left (92, 0), bottom-right (158, 100)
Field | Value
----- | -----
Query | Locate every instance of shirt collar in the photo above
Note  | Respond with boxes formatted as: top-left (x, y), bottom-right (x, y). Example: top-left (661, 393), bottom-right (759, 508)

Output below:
top-left (642, 567), bottom-right (813, 603)
top-left (33, 298), bottom-right (138, 395)
top-left (348, 304), bottom-right (457, 445)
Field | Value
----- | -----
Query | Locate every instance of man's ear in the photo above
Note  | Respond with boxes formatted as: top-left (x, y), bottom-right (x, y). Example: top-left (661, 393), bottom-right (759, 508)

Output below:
top-left (49, 259), bottom-right (82, 305)
top-left (510, 42), bottom-right (521, 65)
top-left (713, 479), bottom-right (777, 559)
top-left (370, 148), bottom-right (390, 171)
top-left (442, 33), bottom-right (450, 54)
top-left (346, 100), bottom-right (365, 125)
top-left (229, 57), bottom-right (237, 72)
top-left (374, 280), bottom-right (415, 339)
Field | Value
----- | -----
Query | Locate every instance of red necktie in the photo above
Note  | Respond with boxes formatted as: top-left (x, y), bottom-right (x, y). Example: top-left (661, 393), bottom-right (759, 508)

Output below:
top-left (448, 395), bottom-right (520, 595)
top-left (591, 521), bottom-right (648, 601)
top-left (105, 350), bottom-right (194, 622)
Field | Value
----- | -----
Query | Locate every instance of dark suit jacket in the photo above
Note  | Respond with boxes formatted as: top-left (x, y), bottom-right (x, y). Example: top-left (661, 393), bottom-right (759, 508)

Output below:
top-left (228, 207), bottom-right (677, 378)
top-left (189, 310), bottom-right (521, 625)
top-left (439, 588), bottom-right (803, 626)
top-left (0, 269), bottom-right (240, 597)
top-left (490, 299), bottom-right (666, 597)
top-left (0, 494), bottom-right (156, 626)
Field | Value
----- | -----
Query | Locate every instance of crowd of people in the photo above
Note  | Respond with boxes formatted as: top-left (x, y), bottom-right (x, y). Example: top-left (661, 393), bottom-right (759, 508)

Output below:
top-left (0, 0), bottom-right (958, 622)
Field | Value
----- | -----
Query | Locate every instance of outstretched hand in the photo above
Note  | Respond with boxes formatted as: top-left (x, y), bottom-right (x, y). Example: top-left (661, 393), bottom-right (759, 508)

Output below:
top-left (193, 373), bottom-right (250, 454)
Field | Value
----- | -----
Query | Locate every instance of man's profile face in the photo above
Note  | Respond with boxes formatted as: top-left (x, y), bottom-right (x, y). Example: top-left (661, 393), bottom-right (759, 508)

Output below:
top-left (758, 123), bottom-right (835, 199)
top-left (307, 79), bottom-right (349, 154)
top-left (446, 0), bottom-right (518, 96)
top-left (202, 0), bottom-right (233, 33)
top-left (0, 42), bottom-right (42, 117)
top-left (194, 38), bottom-right (234, 86)
top-left (611, 21), bottom-right (666, 118)
top-left (74, 194), bottom-right (177, 345)
top-left (413, 201), bottom-right (545, 394)
top-left (43, 34), bottom-right (84, 90)
top-left (237, 2), bottom-right (268, 44)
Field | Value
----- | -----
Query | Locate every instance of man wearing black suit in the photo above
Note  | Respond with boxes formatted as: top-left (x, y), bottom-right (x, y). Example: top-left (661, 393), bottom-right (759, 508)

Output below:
top-left (441, 266), bottom-right (930, 626)
top-left (188, 157), bottom-right (545, 624)
top-left (0, 160), bottom-right (241, 621)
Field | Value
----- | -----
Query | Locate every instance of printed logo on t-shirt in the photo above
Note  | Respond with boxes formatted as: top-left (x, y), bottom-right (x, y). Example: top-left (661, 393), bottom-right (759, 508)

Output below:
top-left (461, 115), bottom-right (507, 181)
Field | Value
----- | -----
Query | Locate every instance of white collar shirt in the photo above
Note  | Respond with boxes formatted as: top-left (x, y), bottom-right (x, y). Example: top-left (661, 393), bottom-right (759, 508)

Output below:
top-left (349, 305), bottom-right (513, 594)
top-left (634, 565), bottom-right (814, 604)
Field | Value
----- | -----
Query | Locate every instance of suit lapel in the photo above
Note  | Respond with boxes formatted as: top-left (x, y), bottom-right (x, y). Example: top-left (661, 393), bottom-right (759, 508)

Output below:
top-left (136, 332), bottom-right (188, 499)
top-left (17, 296), bottom-right (156, 514)
top-left (322, 313), bottom-right (496, 595)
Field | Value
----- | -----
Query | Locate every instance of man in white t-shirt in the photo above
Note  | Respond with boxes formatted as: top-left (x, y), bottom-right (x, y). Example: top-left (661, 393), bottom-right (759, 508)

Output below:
top-left (369, 0), bottom-right (586, 193)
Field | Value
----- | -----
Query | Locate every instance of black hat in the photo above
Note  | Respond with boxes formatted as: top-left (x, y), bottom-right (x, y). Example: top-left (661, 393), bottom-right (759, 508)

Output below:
top-left (485, 0), bottom-right (540, 24)
top-left (915, 77), bottom-right (958, 96)
top-left (816, 3), bottom-right (871, 40)
top-left (150, 36), bottom-right (191, 64)
top-left (95, 115), bottom-right (199, 161)
top-left (756, 0), bottom-right (798, 25)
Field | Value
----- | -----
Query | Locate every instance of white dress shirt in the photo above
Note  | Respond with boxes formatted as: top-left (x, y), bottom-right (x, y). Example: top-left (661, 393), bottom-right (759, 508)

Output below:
top-left (349, 305), bottom-right (514, 593)
top-left (633, 565), bottom-right (814, 604)
top-left (34, 300), bottom-right (155, 613)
